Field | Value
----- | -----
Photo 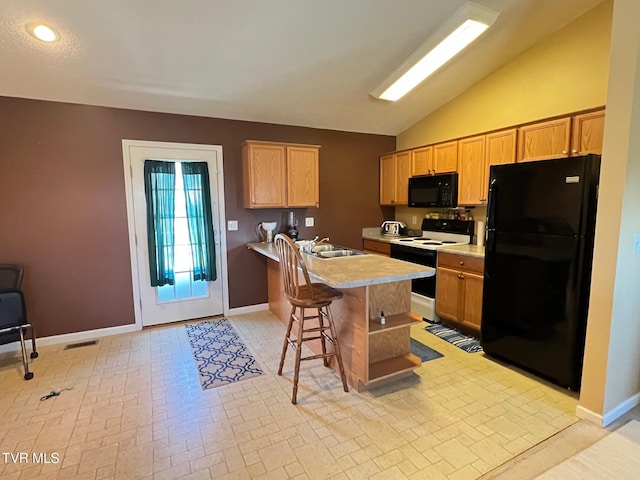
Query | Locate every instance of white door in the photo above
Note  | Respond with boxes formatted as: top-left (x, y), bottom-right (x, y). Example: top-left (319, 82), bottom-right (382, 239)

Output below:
top-left (122, 140), bottom-right (228, 327)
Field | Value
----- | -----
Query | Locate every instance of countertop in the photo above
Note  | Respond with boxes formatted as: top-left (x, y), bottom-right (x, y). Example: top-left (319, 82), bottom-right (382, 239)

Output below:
top-left (438, 244), bottom-right (485, 258)
top-left (362, 227), bottom-right (409, 243)
top-left (247, 242), bottom-right (434, 289)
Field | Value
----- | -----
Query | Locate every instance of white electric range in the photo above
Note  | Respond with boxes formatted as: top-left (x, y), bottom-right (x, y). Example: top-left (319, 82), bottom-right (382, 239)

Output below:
top-left (389, 219), bottom-right (474, 321)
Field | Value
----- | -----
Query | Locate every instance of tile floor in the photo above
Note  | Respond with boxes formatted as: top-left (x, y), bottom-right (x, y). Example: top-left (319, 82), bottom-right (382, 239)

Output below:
top-left (0, 311), bottom-right (579, 479)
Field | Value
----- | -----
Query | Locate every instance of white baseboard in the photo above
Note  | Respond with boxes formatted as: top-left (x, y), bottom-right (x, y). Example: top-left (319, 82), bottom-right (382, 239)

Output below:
top-left (228, 303), bottom-right (269, 315)
top-left (576, 391), bottom-right (640, 427)
top-left (0, 323), bottom-right (140, 354)
top-left (603, 392), bottom-right (640, 426)
top-left (576, 405), bottom-right (603, 425)
top-left (0, 306), bottom-right (272, 355)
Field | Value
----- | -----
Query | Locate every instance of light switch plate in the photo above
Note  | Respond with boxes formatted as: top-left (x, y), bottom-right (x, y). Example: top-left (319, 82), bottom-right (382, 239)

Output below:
top-left (634, 234), bottom-right (640, 254)
top-left (305, 217), bottom-right (314, 227)
top-left (412, 215), bottom-right (417, 225)
top-left (227, 220), bottom-right (238, 231)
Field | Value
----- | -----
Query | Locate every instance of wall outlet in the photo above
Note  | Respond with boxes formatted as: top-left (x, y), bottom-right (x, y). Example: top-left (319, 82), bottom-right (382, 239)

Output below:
top-left (227, 220), bottom-right (238, 231)
top-left (305, 217), bottom-right (314, 227)
top-left (412, 215), bottom-right (417, 225)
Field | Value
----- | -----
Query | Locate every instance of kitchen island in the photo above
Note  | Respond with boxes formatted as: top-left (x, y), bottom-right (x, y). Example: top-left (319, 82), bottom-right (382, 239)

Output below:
top-left (248, 242), bottom-right (435, 391)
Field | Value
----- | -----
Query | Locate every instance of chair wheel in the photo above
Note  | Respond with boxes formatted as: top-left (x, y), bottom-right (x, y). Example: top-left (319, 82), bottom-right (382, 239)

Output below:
top-left (30, 352), bottom-right (39, 359)
top-left (24, 372), bottom-right (34, 380)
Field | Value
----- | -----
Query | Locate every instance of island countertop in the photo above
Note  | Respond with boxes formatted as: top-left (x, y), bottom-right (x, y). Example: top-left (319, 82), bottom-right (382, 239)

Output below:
top-left (247, 242), bottom-right (434, 289)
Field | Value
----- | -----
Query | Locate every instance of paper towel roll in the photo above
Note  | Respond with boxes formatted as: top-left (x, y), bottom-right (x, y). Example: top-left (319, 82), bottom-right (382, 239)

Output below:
top-left (476, 221), bottom-right (485, 247)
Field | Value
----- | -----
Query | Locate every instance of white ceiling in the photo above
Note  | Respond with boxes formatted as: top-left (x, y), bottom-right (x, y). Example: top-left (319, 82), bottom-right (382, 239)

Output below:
top-left (0, 0), bottom-right (604, 135)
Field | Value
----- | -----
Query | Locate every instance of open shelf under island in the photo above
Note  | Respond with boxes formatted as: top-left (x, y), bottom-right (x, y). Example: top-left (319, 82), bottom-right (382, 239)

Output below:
top-left (247, 242), bottom-right (435, 391)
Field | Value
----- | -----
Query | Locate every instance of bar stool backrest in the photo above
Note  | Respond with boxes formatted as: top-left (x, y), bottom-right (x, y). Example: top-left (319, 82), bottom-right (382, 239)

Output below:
top-left (274, 234), bottom-right (315, 301)
top-left (0, 264), bottom-right (23, 292)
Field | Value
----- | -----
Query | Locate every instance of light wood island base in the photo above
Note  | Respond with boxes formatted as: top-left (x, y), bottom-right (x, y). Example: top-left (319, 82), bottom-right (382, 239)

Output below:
top-left (267, 258), bottom-right (421, 391)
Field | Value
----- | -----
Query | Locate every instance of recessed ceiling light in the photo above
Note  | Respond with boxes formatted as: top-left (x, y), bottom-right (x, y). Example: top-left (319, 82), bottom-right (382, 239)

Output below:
top-left (27, 24), bottom-right (59, 43)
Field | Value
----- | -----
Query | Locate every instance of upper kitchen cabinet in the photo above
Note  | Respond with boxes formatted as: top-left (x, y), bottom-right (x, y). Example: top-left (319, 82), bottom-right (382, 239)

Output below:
top-left (571, 109), bottom-right (605, 156)
top-left (380, 150), bottom-right (411, 205)
top-left (458, 129), bottom-right (516, 206)
top-left (433, 140), bottom-right (458, 173)
top-left (483, 128), bottom-right (517, 201)
top-left (287, 145), bottom-right (320, 207)
top-left (457, 135), bottom-right (486, 206)
top-left (243, 140), bottom-right (320, 208)
top-left (411, 146), bottom-right (433, 176)
top-left (517, 117), bottom-right (571, 162)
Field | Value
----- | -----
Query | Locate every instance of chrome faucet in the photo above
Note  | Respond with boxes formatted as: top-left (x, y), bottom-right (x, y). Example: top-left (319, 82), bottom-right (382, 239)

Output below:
top-left (299, 236), bottom-right (330, 253)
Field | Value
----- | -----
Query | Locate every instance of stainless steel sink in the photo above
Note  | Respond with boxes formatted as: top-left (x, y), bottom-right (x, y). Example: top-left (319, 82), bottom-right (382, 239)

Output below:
top-left (314, 249), bottom-right (367, 258)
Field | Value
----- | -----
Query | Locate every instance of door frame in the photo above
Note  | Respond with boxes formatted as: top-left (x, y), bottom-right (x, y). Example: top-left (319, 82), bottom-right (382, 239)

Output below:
top-left (121, 139), bottom-right (230, 329)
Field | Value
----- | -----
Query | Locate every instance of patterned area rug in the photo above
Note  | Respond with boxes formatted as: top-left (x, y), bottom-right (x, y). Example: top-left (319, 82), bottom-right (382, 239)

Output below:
top-left (410, 338), bottom-right (444, 362)
top-left (425, 324), bottom-right (483, 353)
top-left (186, 320), bottom-right (264, 390)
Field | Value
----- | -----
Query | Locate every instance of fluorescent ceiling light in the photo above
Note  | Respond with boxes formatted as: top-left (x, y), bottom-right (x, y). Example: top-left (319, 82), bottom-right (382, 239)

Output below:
top-left (27, 24), bottom-right (59, 43)
top-left (371, 2), bottom-right (499, 102)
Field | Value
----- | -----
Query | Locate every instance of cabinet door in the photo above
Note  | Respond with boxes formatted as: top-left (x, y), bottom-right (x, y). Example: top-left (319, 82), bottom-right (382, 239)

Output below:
top-left (434, 141), bottom-right (458, 173)
top-left (412, 146), bottom-right (433, 175)
top-left (287, 146), bottom-right (319, 207)
top-left (461, 271), bottom-right (483, 332)
top-left (380, 154), bottom-right (396, 205)
top-left (458, 135), bottom-right (486, 206)
top-left (395, 151), bottom-right (412, 205)
top-left (517, 117), bottom-right (571, 162)
top-left (571, 110), bottom-right (605, 156)
top-left (435, 266), bottom-right (461, 323)
top-left (243, 143), bottom-right (287, 208)
top-left (483, 129), bottom-right (517, 202)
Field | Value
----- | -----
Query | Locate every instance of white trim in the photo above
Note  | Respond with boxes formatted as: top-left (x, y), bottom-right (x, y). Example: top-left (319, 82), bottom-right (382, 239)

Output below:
top-left (575, 405), bottom-right (603, 425)
top-left (121, 140), bottom-right (230, 327)
top-left (576, 392), bottom-right (640, 427)
top-left (229, 303), bottom-right (269, 316)
top-left (603, 393), bottom-right (640, 426)
top-left (0, 323), bottom-right (140, 354)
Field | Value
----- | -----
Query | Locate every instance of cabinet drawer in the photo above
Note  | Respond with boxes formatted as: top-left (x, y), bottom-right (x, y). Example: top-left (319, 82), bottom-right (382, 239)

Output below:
top-left (438, 252), bottom-right (484, 274)
top-left (363, 239), bottom-right (391, 256)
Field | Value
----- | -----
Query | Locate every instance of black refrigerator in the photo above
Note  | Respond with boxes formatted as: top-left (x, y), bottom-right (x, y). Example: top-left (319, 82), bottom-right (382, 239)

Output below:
top-left (481, 154), bottom-right (601, 390)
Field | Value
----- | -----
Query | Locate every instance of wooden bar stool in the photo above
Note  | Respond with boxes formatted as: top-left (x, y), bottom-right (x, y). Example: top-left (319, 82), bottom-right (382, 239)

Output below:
top-left (274, 234), bottom-right (349, 404)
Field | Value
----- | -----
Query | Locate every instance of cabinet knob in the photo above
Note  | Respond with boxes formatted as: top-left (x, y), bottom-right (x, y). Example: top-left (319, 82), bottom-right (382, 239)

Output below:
top-left (562, 150), bottom-right (567, 154)
top-left (459, 261), bottom-right (464, 265)
top-left (458, 274), bottom-right (464, 279)
top-left (572, 149), bottom-right (578, 154)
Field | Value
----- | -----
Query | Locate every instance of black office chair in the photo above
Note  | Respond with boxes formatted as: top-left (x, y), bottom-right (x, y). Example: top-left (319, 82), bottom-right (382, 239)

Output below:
top-left (0, 264), bottom-right (38, 380)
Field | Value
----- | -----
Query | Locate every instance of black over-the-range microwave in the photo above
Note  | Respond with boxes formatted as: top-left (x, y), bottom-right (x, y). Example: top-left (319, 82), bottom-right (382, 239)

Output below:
top-left (408, 173), bottom-right (458, 208)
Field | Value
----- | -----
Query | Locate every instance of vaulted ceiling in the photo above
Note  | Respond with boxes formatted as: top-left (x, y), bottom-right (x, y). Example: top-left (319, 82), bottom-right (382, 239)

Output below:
top-left (0, 0), bottom-right (604, 135)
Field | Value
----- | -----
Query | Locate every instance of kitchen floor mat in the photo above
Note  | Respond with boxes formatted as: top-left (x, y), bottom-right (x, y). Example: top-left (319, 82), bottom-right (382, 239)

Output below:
top-left (424, 323), bottom-right (483, 353)
top-left (410, 338), bottom-right (444, 362)
top-left (186, 319), bottom-right (264, 389)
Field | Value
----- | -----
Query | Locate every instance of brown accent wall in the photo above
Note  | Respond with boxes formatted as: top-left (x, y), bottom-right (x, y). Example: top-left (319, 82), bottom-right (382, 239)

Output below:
top-left (0, 96), bottom-right (394, 337)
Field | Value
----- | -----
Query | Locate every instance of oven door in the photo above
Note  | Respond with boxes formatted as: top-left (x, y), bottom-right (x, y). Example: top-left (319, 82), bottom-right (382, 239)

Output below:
top-left (390, 244), bottom-right (437, 298)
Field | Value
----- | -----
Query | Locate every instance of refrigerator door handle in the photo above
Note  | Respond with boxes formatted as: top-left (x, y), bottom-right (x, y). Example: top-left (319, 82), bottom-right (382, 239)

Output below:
top-left (487, 178), bottom-right (498, 230)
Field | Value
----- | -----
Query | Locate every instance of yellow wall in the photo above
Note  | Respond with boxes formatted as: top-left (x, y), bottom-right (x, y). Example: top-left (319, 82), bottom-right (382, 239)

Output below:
top-left (580, 0), bottom-right (640, 424)
top-left (397, 0), bottom-right (613, 150)
top-left (396, 0), bottom-right (640, 425)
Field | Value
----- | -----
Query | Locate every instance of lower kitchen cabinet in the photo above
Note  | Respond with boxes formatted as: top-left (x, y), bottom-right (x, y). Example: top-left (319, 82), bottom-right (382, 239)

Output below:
top-left (435, 252), bottom-right (484, 335)
top-left (362, 239), bottom-right (391, 256)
